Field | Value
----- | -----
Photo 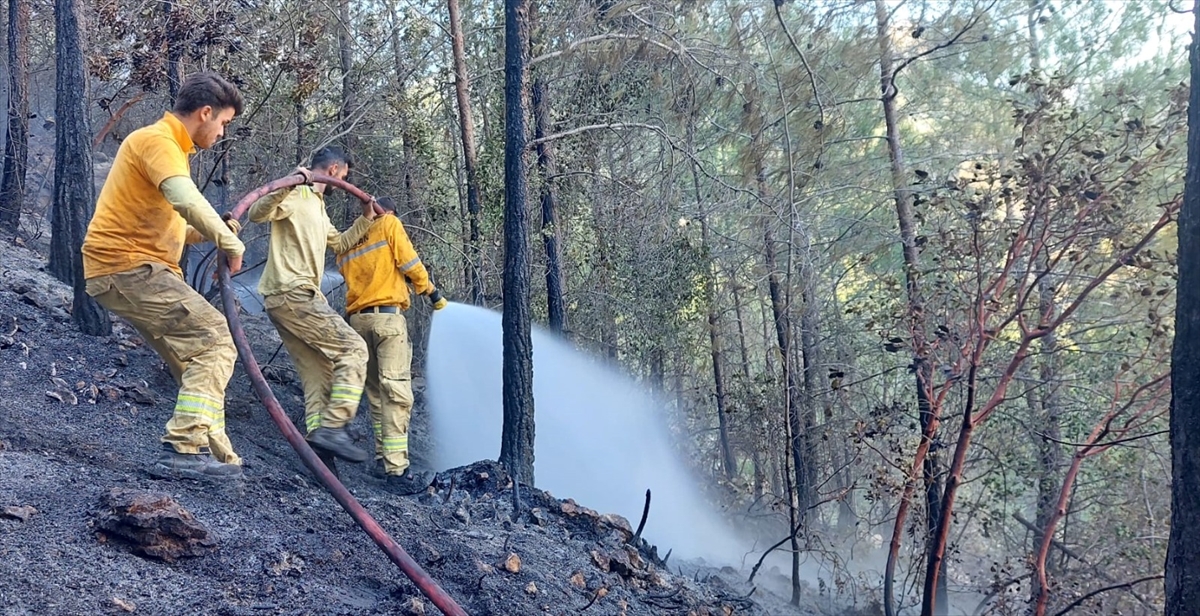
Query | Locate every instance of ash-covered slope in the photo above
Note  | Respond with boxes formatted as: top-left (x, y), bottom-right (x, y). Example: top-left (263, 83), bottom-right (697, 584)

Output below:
top-left (0, 239), bottom-right (833, 616)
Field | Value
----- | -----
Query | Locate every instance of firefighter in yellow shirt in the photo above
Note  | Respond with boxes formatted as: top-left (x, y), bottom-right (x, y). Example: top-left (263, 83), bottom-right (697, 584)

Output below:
top-left (336, 196), bottom-right (447, 494)
top-left (83, 72), bottom-right (247, 481)
top-left (249, 146), bottom-right (377, 464)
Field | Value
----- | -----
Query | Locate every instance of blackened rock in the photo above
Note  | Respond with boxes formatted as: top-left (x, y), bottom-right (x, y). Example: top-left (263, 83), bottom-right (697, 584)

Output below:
top-left (95, 488), bottom-right (216, 562)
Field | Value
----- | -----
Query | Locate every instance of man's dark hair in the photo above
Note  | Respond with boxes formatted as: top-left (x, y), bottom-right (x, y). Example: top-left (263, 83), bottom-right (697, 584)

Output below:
top-left (376, 196), bottom-right (397, 212)
top-left (310, 146), bottom-right (352, 171)
top-left (173, 72), bottom-right (244, 116)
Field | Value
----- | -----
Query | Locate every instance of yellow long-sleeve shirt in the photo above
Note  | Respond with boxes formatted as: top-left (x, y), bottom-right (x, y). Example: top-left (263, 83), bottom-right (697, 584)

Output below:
top-left (83, 112), bottom-right (243, 279)
top-left (336, 214), bottom-right (434, 314)
top-left (248, 184), bottom-right (372, 297)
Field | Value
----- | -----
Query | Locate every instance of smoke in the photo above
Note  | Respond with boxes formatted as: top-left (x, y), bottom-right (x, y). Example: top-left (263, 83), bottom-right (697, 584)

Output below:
top-left (427, 303), bottom-right (742, 562)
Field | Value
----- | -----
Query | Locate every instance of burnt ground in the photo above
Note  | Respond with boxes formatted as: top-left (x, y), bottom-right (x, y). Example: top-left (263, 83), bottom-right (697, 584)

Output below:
top-left (0, 239), bottom-right (851, 616)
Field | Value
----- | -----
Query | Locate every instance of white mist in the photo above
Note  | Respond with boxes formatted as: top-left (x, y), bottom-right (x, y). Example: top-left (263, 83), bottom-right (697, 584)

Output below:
top-left (427, 303), bottom-right (742, 562)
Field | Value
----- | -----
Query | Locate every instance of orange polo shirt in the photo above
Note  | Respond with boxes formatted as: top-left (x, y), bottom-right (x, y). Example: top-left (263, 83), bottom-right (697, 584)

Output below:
top-left (83, 113), bottom-right (197, 278)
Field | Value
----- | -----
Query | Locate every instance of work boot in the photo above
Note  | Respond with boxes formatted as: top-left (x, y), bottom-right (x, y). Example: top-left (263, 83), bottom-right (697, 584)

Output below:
top-left (307, 427), bottom-right (369, 463)
top-left (151, 445), bottom-right (243, 481)
top-left (383, 468), bottom-right (434, 496)
top-left (313, 447), bottom-right (340, 480)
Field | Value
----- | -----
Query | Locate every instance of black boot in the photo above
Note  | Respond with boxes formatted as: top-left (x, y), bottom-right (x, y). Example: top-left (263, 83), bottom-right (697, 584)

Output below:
top-left (307, 426), bottom-right (369, 463)
top-left (313, 447), bottom-right (340, 480)
top-left (383, 468), bottom-right (434, 495)
top-left (151, 445), bottom-right (243, 481)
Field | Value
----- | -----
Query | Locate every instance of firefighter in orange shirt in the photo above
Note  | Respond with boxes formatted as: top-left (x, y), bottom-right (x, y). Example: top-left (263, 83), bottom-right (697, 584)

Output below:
top-left (336, 197), bottom-right (446, 494)
top-left (83, 72), bottom-right (246, 481)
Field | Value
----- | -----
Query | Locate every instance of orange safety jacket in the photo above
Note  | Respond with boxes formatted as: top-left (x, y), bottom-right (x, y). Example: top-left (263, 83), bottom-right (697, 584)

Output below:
top-left (336, 214), bottom-right (434, 314)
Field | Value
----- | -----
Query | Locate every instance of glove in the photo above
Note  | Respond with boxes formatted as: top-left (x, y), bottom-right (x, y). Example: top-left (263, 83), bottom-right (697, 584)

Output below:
top-left (293, 166), bottom-right (313, 184)
top-left (429, 289), bottom-right (448, 311)
top-left (222, 213), bottom-right (241, 235)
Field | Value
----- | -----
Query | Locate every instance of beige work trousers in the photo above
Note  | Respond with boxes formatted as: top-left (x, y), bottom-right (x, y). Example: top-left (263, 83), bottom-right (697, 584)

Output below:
top-left (264, 287), bottom-right (367, 432)
top-left (85, 263), bottom-right (241, 463)
top-left (349, 311), bottom-right (414, 476)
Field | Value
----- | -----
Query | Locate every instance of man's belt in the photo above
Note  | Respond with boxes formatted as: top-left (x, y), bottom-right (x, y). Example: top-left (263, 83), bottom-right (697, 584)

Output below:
top-left (353, 305), bottom-right (400, 315)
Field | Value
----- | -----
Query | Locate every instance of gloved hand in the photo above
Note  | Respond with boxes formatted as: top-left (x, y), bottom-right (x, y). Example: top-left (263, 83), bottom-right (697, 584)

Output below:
top-left (293, 166), bottom-right (313, 184)
top-left (222, 215), bottom-right (242, 235)
top-left (429, 289), bottom-right (448, 311)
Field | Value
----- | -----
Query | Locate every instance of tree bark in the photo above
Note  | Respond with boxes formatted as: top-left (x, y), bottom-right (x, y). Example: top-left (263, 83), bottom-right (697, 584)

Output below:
top-left (873, 1), bottom-right (945, 613)
top-left (687, 110), bottom-right (735, 481)
top-left (498, 0), bottom-right (535, 486)
top-left (700, 215), bottom-right (735, 481)
top-left (754, 144), bottom-right (808, 606)
top-left (163, 0), bottom-right (183, 100)
top-left (532, 76), bottom-right (566, 335)
top-left (338, 0), bottom-right (354, 141)
top-left (1022, 4), bottom-right (1065, 596)
top-left (386, 5), bottom-right (433, 373)
top-left (1166, 1), bottom-right (1200, 611)
top-left (764, 219), bottom-right (806, 607)
top-left (0, 0), bottom-right (29, 233)
top-left (337, 0), bottom-right (357, 222)
top-left (730, 277), bottom-right (753, 379)
top-left (588, 154), bottom-right (617, 360)
top-left (53, 0), bottom-right (109, 336)
top-left (798, 263), bottom-right (822, 524)
top-left (448, 0), bottom-right (485, 306)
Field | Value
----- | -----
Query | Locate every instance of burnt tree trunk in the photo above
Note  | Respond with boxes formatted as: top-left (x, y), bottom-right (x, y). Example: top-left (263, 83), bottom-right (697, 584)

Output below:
top-left (588, 155), bottom-right (617, 360)
top-left (294, 98), bottom-right (304, 164)
top-left (163, 0), bottom-right (183, 99)
top-left (764, 220), bottom-right (806, 605)
top-left (707, 271), bottom-right (735, 480)
top-left (691, 154), bottom-right (735, 481)
top-left (0, 0), bottom-right (29, 233)
top-left (448, 0), bottom-right (485, 306)
top-left (798, 264), bottom-right (822, 521)
top-left (337, 0), bottom-right (355, 147)
top-left (532, 76), bottom-right (566, 335)
top-left (700, 215), bottom-right (734, 481)
top-left (53, 0), bottom-right (109, 336)
top-left (750, 119), bottom-right (806, 602)
top-left (874, 0), bottom-right (945, 613)
top-left (1166, 1), bottom-right (1200, 611)
top-left (337, 0), bottom-right (358, 229)
top-left (387, 5), bottom-right (433, 373)
top-left (499, 0), bottom-right (535, 487)
top-left (1023, 3), bottom-right (1065, 594)
top-left (730, 278), bottom-right (753, 379)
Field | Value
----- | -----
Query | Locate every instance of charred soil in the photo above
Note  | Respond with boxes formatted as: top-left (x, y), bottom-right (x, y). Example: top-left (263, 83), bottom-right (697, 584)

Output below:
top-left (0, 240), bottom-right (820, 616)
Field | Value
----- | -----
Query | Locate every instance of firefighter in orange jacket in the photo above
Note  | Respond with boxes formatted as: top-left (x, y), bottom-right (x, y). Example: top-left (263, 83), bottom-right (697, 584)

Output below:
top-left (336, 196), bottom-right (446, 494)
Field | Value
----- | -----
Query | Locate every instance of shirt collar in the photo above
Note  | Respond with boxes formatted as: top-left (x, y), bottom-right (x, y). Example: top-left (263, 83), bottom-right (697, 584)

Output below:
top-left (160, 112), bottom-right (196, 154)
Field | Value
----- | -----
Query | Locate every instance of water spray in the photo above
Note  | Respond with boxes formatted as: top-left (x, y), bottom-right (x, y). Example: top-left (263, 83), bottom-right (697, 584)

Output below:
top-left (427, 302), bottom-right (743, 562)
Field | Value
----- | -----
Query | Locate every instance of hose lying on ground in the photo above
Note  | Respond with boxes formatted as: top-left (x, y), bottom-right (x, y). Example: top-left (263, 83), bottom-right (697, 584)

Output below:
top-left (217, 173), bottom-right (468, 616)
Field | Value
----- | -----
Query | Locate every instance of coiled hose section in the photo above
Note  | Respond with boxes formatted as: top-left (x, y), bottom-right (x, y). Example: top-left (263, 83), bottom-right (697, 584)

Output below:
top-left (216, 173), bottom-right (469, 616)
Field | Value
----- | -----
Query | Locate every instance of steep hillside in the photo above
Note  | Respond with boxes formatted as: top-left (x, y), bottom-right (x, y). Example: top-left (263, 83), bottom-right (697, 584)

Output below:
top-left (0, 239), bottom-right (848, 616)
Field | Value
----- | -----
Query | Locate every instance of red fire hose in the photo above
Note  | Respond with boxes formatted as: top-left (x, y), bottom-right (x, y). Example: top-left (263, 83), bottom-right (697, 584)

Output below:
top-left (216, 173), bottom-right (469, 616)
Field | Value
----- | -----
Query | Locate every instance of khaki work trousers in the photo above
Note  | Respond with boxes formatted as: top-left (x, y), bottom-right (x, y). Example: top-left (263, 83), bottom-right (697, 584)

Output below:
top-left (349, 311), bottom-right (414, 476)
top-left (265, 287), bottom-right (367, 432)
top-left (86, 263), bottom-right (241, 463)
